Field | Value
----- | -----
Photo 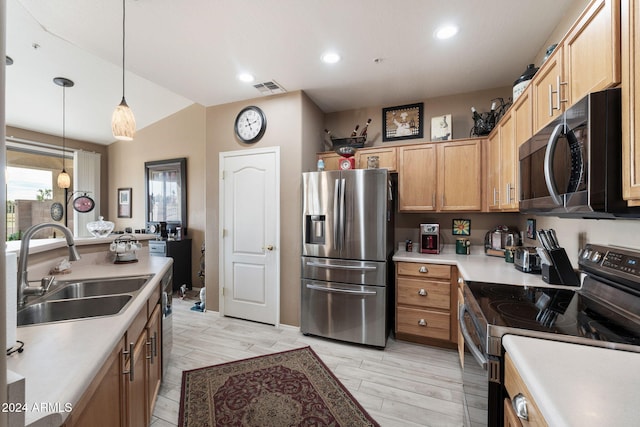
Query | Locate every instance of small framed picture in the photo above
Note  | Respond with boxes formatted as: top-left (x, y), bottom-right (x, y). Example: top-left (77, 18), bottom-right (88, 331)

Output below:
top-left (431, 114), bottom-right (452, 141)
top-left (526, 218), bottom-right (536, 239)
top-left (118, 187), bottom-right (132, 218)
top-left (382, 102), bottom-right (424, 142)
top-left (452, 219), bottom-right (471, 235)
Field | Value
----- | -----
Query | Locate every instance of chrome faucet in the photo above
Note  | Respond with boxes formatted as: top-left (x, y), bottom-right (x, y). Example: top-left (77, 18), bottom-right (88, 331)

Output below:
top-left (17, 223), bottom-right (81, 307)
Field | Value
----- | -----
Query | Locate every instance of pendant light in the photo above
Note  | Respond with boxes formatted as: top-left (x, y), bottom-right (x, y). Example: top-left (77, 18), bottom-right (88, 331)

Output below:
top-left (54, 77), bottom-right (74, 189)
top-left (111, 0), bottom-right (136, 141)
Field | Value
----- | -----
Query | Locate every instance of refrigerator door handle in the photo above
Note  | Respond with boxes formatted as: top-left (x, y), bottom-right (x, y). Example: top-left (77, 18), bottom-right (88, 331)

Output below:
top-left (339, 178), bottom-right (346, 252)
top-left (333, 178), bottom-right (340, 251)
top-left (305, 283), bottom-right (377, 296)
top-left (305, 261), bottom-right (377, 271)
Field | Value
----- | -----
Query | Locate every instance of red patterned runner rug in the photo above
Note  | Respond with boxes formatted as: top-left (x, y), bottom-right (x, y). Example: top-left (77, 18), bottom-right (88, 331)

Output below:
top-left (178, 346), bottom-right (380, 426)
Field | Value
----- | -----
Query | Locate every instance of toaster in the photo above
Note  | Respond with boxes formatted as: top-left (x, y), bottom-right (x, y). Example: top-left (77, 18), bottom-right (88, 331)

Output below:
top-left (514, 247), bottom-right (541, 273)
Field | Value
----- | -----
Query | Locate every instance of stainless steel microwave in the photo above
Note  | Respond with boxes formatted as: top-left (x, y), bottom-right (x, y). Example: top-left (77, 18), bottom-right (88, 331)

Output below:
top-left (519, 88), bottom-right (639, 218)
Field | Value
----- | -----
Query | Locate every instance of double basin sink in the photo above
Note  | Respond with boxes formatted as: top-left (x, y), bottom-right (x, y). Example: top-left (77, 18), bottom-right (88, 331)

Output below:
top-left (17, 275), bottom-right (154, 326)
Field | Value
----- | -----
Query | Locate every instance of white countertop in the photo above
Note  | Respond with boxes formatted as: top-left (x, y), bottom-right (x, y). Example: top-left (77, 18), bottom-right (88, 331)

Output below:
top-left (6, 251), bottom-right (172, 426)
top-left (503, 335), bottom-right (640, 427)
top-left (393, 245), bottom-right (573, 288)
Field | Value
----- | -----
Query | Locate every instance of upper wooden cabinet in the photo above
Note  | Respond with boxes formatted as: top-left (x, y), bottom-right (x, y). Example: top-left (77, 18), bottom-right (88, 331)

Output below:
top-left (622, 0), bottom-right (640, 205)
top-left (354, 146), bottom-right (397, 171)
top-left (399, 139), bottom-right (482, 212)
top-left (532, 0), bottom-right (621, 133)
top-left (316, 151), bottom-right (342, 171)
top-left (487, 87), bottom-right (531, 212)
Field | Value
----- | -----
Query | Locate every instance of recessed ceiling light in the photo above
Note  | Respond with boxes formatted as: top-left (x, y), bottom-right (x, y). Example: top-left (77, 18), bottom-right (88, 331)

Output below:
top-left (238, 73), bottom-right (255, 83)
top-left (434, 25), bottom-right (458, 40)
top-left (321, 52), bottom-right (341, 64)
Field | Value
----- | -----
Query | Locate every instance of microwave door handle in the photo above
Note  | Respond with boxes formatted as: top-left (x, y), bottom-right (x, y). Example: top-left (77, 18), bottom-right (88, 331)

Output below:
top-left (458, 303), bottom-right (488, 369)
top-left (543, 123), bottom-right (566, 206)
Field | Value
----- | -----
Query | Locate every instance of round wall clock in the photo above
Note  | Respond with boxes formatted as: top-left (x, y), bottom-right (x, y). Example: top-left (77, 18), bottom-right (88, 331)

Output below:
top-left (50, 202), bottom-right (64, 221)
top-left (234, 106), bottom-right (266, 143)
top-left (73, 194), bottom-right (95, 213)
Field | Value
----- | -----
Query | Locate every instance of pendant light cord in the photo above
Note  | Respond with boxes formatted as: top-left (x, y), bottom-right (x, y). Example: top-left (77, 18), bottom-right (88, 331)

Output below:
top-left (62, 84), bottom-right (66, 171)
top-left (121, 0), bottom-right (126, 99)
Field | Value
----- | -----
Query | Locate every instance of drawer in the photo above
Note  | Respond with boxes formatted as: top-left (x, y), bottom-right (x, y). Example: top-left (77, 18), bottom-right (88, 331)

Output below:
top-left (397, 277), bottom-right (450, 310)
top-left (504, 353), bottom-right (548, 427)
top-left (397, 307), bottom-right (450, 340)
top-left (397, 262), bottom-right (451, 279)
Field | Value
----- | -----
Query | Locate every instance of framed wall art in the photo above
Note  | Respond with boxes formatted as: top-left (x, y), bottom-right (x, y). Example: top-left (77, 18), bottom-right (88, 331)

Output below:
top-left (452, 219), bottom-right (471, 235)
top-left (118, 187), bottom-right (132, 218)
top-left (382, 102), bottom-right (424, 142)
top-left (526, 218), bottom-right (536, 239)
top-left (431, 114), bottom-right (452, 141)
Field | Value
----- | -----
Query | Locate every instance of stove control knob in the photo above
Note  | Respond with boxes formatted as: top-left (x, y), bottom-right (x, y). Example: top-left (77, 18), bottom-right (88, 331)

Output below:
top-left (591, 252), bottom-right (603, 263)
top-left (582, 249), bottom-right (592, 259)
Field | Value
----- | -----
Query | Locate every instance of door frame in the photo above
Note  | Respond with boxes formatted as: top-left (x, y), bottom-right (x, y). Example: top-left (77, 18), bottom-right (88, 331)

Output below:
top-left (218, 146), bottom-right (281, 326)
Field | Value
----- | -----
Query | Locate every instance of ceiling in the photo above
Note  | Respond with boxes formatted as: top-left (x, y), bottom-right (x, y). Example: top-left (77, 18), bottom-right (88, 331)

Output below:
top-left (6, 0), bottom-right (577, 145)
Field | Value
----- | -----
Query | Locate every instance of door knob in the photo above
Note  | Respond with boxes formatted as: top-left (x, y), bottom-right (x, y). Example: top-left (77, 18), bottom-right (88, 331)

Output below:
top-left (265, 245), bottom-right (274, 251)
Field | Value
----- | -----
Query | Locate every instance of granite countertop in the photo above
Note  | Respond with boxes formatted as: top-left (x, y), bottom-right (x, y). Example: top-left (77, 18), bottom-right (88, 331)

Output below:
top-left (6, 251), bottom-right (172, 426)
top-left (503, 335), bottom-right (640, 427)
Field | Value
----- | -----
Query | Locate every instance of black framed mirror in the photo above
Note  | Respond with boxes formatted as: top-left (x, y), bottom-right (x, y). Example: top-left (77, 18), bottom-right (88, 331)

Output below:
top-left (145, 157), bottom-right (187, 235)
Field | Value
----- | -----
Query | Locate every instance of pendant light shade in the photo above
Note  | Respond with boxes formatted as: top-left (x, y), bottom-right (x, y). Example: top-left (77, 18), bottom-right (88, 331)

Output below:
top-left (54, 77), bottom-right (74, 190)
top-left (112, 0), bottom-right (136, 141)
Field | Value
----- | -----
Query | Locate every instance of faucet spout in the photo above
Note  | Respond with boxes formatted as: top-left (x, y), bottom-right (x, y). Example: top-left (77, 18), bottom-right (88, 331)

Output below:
top-left (17, 223), bottom-right (81, 307)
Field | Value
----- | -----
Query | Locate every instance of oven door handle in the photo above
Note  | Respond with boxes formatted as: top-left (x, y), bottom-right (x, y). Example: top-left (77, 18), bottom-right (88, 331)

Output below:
top-left (458, 303), bottom-right (488, 369)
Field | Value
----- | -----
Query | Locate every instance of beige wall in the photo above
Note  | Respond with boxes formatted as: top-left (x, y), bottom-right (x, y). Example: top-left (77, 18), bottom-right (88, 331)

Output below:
top-left (108, 103), bottom-right (206, 287)
top-left (205, 91), bottom-right (323, 327)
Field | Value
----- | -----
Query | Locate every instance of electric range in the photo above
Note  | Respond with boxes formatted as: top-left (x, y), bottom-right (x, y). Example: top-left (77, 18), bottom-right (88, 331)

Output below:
top-left (459, 243), bottom-right (640, 426)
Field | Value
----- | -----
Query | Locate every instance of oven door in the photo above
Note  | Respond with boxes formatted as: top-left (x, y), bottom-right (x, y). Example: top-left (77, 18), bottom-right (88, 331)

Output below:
top-left (459, 302), bottom-right (490, 427)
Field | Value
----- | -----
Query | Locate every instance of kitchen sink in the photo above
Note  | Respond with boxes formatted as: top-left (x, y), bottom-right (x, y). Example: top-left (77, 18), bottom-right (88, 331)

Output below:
top-left (17, 294), bottom-right (133, 326)
top-left (42, 275), bottom-right (152, 301)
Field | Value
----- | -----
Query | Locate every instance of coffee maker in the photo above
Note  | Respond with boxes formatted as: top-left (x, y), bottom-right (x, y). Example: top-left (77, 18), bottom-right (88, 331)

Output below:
top-left (420, 223), bottom-right (440, 254)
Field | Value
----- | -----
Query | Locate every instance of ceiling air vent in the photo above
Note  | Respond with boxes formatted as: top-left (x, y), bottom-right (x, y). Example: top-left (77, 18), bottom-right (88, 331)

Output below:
top-left (253, 80), bottom-right (287, 95)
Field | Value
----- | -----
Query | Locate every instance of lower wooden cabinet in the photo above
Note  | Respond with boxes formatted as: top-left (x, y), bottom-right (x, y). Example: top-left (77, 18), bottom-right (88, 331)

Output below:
top-left (395, 261), bottom-right (457, 347)
top-left (504, 352), bottom-right (548, 427)
top-left (66, 290), bottom-right (163, 427)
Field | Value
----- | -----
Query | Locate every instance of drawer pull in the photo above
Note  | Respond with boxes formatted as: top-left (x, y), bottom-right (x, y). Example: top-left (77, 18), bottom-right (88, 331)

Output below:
top-left (418, 266), bottom-right (428, 273)
top-left (512, 393), bottom-right (529, 421)
top-left (418, 319), bottom-right (427, 326)
top-left (418, 288), bottom-right (428, 296)
top-left (458, 278), bottom-right (464, 284)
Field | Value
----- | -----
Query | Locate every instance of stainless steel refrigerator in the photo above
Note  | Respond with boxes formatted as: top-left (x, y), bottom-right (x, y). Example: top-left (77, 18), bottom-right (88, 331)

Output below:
top-left (301, 169), bottom-right (393, 347)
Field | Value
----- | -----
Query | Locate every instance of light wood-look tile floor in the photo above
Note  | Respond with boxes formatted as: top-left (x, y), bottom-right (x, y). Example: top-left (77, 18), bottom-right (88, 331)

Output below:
top-left (151, 291), bottom-right (468, 427)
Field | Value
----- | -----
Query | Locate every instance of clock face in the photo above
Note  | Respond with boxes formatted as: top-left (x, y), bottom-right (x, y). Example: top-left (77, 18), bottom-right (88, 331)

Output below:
top-left (235, 106), bottom-right (266, 143)
top-left (339, 157), bottom-right (353, 170)
top-left (50, 202), bottom-right (64, 221)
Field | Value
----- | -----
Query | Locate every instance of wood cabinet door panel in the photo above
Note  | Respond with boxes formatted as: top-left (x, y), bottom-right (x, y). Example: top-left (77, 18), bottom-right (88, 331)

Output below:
top-left (399, 145), bottom-right (437, 211)
top-left (355, 147), bottom-right (397, 171)
top-left (504, 353), bottom-right (548, 427)
top-left (397, 307), bottom-right (450, 340)
top-left (487, 131), bottom-right (500, 210)
top-left (532, 46), bottom-right (563, 134)
top-left (317, 152), bottom-right (342, 171)
top-left (397, 277), bottom-right (450, 310)
top-left (439, 140), bottom-right (482, 211)
top-left (499, 112), bottom-right (517, 210)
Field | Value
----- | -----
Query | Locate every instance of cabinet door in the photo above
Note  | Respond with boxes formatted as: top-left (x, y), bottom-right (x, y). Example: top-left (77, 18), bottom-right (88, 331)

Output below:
top-left (499, 112), bottom-right (517, 211)
top-left (532, 45), bottom-right (564, 133)
top-left (487, 131), bottom-right (501, 210)
top-left (622, 0), bottom-right (640, 204)
top-left (563, 0), bottom-right (620, 106)
top-left (504, 398), bottom-right (523, 427)
top-left (126, 332), bottom-right (149, 427)
top-left (438, 140), bottom-right (482, 211)
top-left (399, 145), bottom-right (437, 211)
top-left (68, 344), bottom-right (125, 427)
top-left (147, 304), bottom-right (162, 420)
top-left (355, 147), bottom-right (397, 171)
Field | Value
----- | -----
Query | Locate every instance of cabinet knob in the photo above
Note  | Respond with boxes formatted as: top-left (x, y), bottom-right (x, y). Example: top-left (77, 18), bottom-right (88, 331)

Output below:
top-left (458, 278), bottom-right (464, 284)
top-left (418, 319), bottom-right (427, 326)
top-left (419, 266), bottom-right (428, 273)
top-left (512, 393), bottom-right (529, 421)
top-left (418, 288), bottom-right (428, 296)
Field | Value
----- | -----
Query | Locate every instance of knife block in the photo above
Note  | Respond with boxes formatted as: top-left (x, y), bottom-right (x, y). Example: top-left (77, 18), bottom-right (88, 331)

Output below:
top-left (542, 248), bottom-right (580, 286)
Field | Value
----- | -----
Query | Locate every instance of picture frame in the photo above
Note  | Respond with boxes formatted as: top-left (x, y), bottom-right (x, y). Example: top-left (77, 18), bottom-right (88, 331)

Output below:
top-left (118, 187), bottom-right (132, 218)
top-left (431, 114), bottom-right (452, 141)
top-left (526, 218), bottom-right (536, 239)
top-left (382, 102), bottom-right (424, 142)
top-left (452, 219), bottom-right (471, 236)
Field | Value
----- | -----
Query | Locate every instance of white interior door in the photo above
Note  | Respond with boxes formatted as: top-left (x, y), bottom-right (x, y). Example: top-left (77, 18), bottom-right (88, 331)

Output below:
top-left (219, 147), bottom-right (280, 325)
